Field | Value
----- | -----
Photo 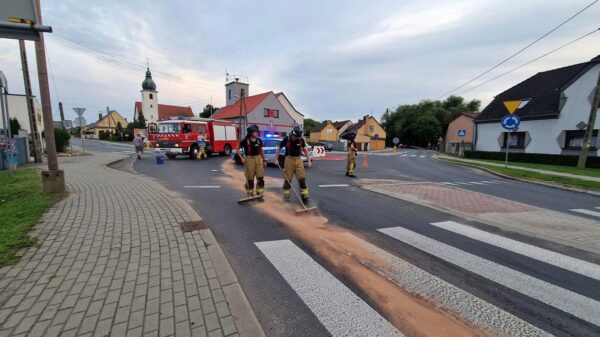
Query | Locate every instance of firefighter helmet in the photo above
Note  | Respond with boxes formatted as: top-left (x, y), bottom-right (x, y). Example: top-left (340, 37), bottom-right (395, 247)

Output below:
top-left (291, 125), bottom-right (303, 137)
top-left (247, 125), bottom-right (260, 136)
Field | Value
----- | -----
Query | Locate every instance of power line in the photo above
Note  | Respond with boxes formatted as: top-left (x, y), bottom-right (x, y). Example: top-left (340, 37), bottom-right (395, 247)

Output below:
top-left (46, 35), bottom-right (223, 94)
top-left (458, 27), bottom-right (599, 95)
top-left (438, 0), bottom-right (598, 98)
top-left (45, 42), bottom-right (62, 102)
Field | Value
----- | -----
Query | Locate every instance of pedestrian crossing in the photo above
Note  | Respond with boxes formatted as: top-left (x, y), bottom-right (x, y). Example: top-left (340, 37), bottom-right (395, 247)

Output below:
top-left (570, 207), bottom-right (600, 218)
top-left (440, 180), bottom-right (506, 186)
top-left (399, 153), bottom-right (429, 158)
top-left (256, 220), bottom-right (600, 336)
top-left (378, 223), bottom-right (600, 328)
top-left (255, 240), bottom-right (403, 337)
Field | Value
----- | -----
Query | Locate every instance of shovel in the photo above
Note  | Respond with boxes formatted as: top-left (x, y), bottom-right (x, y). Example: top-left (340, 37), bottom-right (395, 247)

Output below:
top-left (277, 164), bottom-right (319, 216)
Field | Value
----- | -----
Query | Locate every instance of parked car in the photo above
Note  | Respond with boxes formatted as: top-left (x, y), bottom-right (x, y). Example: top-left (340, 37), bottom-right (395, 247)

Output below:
top-left (232, 136), bottom-right (311, 166)
top-left (315, 142), bottom-right (334, 151)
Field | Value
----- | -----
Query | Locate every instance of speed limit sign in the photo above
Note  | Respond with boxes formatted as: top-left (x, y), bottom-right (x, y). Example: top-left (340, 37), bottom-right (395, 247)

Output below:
top-left (392, 137), bottom-right (400, 145)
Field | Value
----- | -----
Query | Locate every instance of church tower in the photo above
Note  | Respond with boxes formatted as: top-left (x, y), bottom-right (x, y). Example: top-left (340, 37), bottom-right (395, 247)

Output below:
top-left (141, 68), bottom-right (159, 123)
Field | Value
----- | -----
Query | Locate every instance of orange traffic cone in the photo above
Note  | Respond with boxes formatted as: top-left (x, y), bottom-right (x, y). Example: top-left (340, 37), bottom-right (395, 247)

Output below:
top-left (362, 153), bottom-right (368, 168)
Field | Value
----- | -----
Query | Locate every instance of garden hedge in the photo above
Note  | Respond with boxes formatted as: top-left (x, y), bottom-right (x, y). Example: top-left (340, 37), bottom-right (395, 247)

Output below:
top-left (464, 151), bottom-right (600, 168)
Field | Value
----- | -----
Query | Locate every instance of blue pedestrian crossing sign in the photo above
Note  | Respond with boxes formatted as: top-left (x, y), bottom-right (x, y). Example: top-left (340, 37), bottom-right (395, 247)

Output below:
top-left (501, 114), bottom-right (520, 131)
top-left (457, 129), bottom-right (467, 137)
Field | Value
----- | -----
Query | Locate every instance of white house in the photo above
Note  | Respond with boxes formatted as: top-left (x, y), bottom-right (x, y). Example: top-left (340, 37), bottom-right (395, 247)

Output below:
top-left (276, 92), bottom-right (304, 127)
top-left (213, 79), bottom-right (304, 138)
top-left (0, 94), bottom-right (44, 140)
top-left (475, 55), bottom-right (600, 156)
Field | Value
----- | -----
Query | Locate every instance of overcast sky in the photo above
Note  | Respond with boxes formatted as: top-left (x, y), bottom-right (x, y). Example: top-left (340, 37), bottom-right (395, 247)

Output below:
top-left (0, 0), bottom-right (598, 123)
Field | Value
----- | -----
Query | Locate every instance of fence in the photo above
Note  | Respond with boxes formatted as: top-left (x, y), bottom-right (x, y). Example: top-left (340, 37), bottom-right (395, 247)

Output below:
top-left (443, 141), bottom-right (473, 156)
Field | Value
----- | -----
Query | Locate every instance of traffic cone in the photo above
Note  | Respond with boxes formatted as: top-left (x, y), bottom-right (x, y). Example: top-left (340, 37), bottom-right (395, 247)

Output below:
top-left (362, 153), bottom-right (368, 168)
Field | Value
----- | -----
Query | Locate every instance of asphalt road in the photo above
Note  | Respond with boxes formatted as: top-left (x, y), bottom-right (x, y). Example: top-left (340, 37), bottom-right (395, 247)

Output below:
top-left (97, 142), bottom-right (600, 337)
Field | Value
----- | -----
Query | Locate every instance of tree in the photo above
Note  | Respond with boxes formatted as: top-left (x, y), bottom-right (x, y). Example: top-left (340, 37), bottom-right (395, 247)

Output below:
top-left (137, 110), bottom-right (146, 127)
top-left (380, 95), bottom-right (480, 147)
top-left (10, 118), bottom-right (21, 137)
top-left (302, 118), bottom-right (320, 136)
top-left (42, 128), bottom-right (71, 152)
top-left (201, 104), bottom-right (218, 118)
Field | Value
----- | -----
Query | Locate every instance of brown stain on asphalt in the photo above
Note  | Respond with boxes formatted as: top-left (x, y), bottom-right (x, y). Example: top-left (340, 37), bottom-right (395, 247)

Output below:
top-left (220, 161), bottom-right (494, 337)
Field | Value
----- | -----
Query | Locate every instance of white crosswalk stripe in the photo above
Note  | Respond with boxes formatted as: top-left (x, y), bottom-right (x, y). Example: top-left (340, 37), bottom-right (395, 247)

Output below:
top-left (570, 208), bottom-right (600, 218)
top-left (255, 240), bottom-right (402, 337)
top-left (343, 233), bottom-right (552, 337)
top-left (378, 226), bottom-right (600, 326)
top-left (431, 221), bottom-right (600, 281)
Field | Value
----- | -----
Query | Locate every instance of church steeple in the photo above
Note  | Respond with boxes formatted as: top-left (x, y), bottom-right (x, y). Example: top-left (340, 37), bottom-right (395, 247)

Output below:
top-left (142, 68), bottom-right (156, 91)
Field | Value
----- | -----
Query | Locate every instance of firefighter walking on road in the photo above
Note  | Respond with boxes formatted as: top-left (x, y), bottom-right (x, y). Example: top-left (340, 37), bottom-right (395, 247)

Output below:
top-left (345, 131), bottom-right (358, 178)
top-left (236, 125), bottom-right (267, 197)
top-left (275, 126), bottom-right (312, 205)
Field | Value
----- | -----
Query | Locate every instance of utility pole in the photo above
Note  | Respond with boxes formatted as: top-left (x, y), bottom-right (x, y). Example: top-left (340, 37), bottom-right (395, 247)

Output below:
top-left (18, 39), bottom-right (42, 163)
top-left (577, 70), bottom-right (600, 168)
top-left (58, 101), bottom-right (65, 129)
top-left (34, 0), bottom-right (64, 192)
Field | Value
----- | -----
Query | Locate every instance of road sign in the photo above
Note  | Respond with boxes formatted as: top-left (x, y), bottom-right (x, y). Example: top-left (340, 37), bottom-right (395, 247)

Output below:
top-left (502, 98), bottom-right (530, 114)
top-left (457, 129), bottom-right (466, 137)
top-left (501, 114), bottom-right (520, 131)
top-left (0, 0), bottom-right (52, 41)
top-left (392, 137), bottom-right (400, 145)
top-left (73, 107), bottom-right (86, 153)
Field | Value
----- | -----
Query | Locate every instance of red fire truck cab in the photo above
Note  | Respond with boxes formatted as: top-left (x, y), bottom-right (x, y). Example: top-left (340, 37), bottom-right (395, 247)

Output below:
top-left (147, 117), bottom-right (239, 159)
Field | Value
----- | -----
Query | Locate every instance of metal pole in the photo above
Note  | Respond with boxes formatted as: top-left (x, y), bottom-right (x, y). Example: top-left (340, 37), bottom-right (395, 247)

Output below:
top-left (505, 131), bottom-right (510, 167)
top-left (80, 117), bottom-right (85, 152)
top-left (19, 40), bottom-right (42, 163)
top-left (577, 71), bottom-right (600, 168)
top-left (0, 87), bottom-right (9, 139)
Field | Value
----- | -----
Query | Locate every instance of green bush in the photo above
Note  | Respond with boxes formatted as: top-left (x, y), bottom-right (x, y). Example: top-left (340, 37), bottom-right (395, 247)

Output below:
top-left (42, 128), bottom-right (71, 152)
top-left (98, 131), bottom-right (110, 141)
top-left (464, 151), bottom-right (600, 168)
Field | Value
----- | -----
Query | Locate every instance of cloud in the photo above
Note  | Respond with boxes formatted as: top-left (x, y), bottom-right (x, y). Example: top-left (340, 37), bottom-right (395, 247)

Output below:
top-left (0, 0), bottom-right (597, 123)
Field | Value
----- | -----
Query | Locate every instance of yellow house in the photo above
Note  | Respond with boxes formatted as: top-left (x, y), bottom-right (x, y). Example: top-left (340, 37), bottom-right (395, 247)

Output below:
top-left (341, 115), bottom-right (386, 151)
top-left (84, 110), bottom-right (129, 137)
top-left (309, 120), bottom-right (353, 143)
top-left (310, 120), bottom-right (338, 142)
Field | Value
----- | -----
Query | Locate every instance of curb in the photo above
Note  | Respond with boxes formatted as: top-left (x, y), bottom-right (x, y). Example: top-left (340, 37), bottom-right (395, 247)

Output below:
top-left (105, 155), bottom-right (265, 337)
top-left (434, 156), bottom-right (600, 197)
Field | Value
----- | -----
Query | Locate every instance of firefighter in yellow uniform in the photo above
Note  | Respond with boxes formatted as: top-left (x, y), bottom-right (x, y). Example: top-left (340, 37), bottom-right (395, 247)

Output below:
top-left (236, 125), bottom-right (267, 197)
top-left (345, 131), bottom-right (358, 177)
top-left (275, 126), bottom-right (312, 205)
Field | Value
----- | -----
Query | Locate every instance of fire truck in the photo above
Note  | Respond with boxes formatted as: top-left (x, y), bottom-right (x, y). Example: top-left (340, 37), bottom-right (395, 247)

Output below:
top-left (147, 117), bottom-right (239, 159)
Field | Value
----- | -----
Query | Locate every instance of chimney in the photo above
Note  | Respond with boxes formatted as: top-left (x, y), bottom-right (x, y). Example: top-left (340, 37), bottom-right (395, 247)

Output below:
top-left (363, 115), bottom-right (368, 123)
top-left (99, 113), bottom-right (103, 121)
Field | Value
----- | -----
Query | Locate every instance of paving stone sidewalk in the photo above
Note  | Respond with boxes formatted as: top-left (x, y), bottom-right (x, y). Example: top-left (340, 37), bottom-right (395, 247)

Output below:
top-left (0, 153), bottom-right (261, 337)
top-left (364, 182), bottom-right (600, 254)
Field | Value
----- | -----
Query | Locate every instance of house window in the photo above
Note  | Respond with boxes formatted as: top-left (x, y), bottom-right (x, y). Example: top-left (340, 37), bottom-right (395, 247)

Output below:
top-left (228, 90), bottom-right (232, 100)
top-left (149, 93), bottom-right (153, 99)
top-left (369, 125), bottom-right (374, 132)
top-left (502, 131), bottom-right (526, 148)
top-left (263, 109), bottom-right (280, 118)
top-left (240, 88), bottom-right (245, 97)
top-left (564, 130), bottom-right (598, 150)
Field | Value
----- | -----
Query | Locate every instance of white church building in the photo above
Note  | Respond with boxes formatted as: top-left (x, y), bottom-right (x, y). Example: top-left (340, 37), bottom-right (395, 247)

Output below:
top-left (133, 68), bottom-right (194, 124)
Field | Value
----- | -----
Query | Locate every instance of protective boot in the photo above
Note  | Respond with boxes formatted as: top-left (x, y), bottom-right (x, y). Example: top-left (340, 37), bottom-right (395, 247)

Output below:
top-left (256, 177), bottom-right (265, 195)
top-left (246, 180), bottom-right (255, 197)
top-left (299, 178), bottom-right (310, 205)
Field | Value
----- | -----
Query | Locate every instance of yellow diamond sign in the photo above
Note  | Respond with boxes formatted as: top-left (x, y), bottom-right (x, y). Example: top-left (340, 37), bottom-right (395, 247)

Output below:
top-left (503, 100), bottom-right (522, 114)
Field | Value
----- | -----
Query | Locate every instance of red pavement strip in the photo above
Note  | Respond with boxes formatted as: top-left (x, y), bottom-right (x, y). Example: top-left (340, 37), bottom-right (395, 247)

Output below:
top-left (376, 183), bottom-right (536, 214)
top-left (313, 154), bottom-right (346, 161)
